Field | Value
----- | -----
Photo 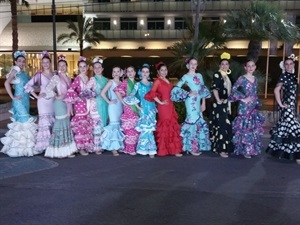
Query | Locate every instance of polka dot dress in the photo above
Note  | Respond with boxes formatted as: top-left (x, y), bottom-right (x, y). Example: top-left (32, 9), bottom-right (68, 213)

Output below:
top-left (266, 72), bottom-right (300, 160)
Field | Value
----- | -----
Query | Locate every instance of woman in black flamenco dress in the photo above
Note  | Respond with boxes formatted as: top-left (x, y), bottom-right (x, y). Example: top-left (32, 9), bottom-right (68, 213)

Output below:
top-left (266, 57), bottom-right (300, 164)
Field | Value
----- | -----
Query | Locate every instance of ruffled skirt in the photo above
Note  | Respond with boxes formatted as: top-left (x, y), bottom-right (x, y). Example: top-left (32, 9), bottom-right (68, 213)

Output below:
top-left (1, 118), bottom-right (37, 157)
top-left (100, 121), bottom-right (125, 151)
top-left (266, 108), bottom-right (300, 160)
top-left (120, 108), bottom-right (139, 154)
top-left (34, 114), bottom-right (55, 154)
top-left (136, 109), bottom-right (157, 155)
top-left (232, 110), bottom-right (264, 156)
top-left (70, 114), bottom-right (94, 152)
top-left (181, 116), bottom-right (211, 153)
top-left (155, 118), bottom-right (182, 156)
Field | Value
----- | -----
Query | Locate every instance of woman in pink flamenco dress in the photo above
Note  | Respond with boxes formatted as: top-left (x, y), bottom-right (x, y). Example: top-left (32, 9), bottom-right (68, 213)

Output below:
top-left (114, 66), bottom-right (140, 155)
top-left (24, 51), bottom-right (55, 154)
top-left (65, 56), bottom-right (94, 156)
top-left (86, 57), bottom-right (108, 155)
top-left (44, 55), bottom-right (77, 158)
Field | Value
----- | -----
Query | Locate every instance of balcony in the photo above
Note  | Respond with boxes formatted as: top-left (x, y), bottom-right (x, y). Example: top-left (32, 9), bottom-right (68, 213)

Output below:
top-left (95, 29), bottom-right (190, 39)
top-left (84, 1), bottom-right (300, 14)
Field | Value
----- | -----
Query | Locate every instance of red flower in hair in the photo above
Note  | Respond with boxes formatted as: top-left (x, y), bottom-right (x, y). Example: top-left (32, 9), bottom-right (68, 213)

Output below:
top-left (155, 61), bottom-right (165, 70)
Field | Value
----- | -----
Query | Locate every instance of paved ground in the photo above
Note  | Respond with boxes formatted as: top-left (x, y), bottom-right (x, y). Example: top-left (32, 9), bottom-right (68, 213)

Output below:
top-left (1, 130), bottom-right (300, 225)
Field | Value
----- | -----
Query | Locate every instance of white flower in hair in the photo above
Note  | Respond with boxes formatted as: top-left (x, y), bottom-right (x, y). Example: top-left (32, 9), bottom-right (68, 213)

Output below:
top-left (288, 54), bottom-right (295, 61)
top-left (279, 61), bottom-right (285, 73)
top-left (92, 57), bottom-right (103, 64)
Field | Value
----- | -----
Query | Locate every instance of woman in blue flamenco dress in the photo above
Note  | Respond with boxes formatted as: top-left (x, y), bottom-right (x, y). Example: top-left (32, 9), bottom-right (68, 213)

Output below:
top-left (1, 51), bottom-right (37, 157)
top-left (171, 58), bottom-right (211, 156)
top-left (125, 64), bottom-right (157, 158)
top-left (228, 60), bottom-right (264, 158)
top-left (100, 66), bottom-right (125, 156)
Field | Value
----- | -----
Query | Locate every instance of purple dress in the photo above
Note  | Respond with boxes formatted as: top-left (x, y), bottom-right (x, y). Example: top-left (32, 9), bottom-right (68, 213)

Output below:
top-left (24, 72), bottom-right (55, 154)
top-left (229, 75), bottom-right (264, 156)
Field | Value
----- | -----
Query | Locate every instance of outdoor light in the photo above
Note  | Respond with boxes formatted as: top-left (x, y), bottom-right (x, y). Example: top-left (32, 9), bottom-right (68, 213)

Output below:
top-left (140, 19), bottom-right (144, 25)
top-left (113, 20), bottom-right (117, 25)
top-left (223, 19), bottom-right (227, 23)
top-left (167, 19), bottom-right (171, 25)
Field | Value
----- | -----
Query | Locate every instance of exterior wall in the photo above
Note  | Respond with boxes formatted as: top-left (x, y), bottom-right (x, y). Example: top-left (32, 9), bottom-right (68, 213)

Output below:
top-left (0, 3), bottom-right (11, 36)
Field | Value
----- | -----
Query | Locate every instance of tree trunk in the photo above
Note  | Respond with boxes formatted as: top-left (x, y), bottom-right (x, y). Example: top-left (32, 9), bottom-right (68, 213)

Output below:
top-left (10, 0), bottom-right (18, 54)
top-left (247, 40), bottom-right (262, 63)
top-left (79, 41), bottom-right (83, 56)
top-left (193, 0), bottom-right (202, 43)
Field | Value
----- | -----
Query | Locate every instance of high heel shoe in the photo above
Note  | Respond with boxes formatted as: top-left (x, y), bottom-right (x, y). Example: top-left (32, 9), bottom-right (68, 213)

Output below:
top-left (112, 150), bottom-right (119, 156)
top-left (175, 153), bottom-right (183, 157)
top-left (220, 152), bottom-right (229, 158)
top-left (190, 151), bottom-right (201, 156)
top-left (296, 159), bottom-right (300, 165)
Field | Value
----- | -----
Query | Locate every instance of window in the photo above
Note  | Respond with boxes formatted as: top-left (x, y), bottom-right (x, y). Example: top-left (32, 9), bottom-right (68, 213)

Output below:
top-left (97, 0), bottom-right (110, 2)
top-left (120, 18), bottom-right (137, 30)
top-left (94, 18), bottom-right (111, 30)
top-left (175, 17), bottom-right (188, 29)
top-left (147, 17), bottom-right (164, 30)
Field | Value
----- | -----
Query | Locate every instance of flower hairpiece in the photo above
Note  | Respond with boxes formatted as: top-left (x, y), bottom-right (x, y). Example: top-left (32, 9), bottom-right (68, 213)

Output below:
top-left (92, 57), bottom-right (103, 65)
top-left (288, 54), bottom-right (296, 61)
top-left (13, 50), bottom-right (26, 59)
top-left (142, 63), bottom-right (150, 69)
top-left (155, 61), bottom-right (165, 70)
top-left (220, 52), bottom-right (231, 60)
top-left (57, 54), bottom-right (67, 62)
top-left (137, 69), bottom-right (142, 79)
top-left (42, 51), bottom-right (51, 59)
top-left (78, 56), bottom-right (87, 62)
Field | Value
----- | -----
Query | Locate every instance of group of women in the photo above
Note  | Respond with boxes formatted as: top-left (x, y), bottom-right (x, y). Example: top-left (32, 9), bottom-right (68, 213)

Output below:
top-left (1, 50), bottom-right (300, 164)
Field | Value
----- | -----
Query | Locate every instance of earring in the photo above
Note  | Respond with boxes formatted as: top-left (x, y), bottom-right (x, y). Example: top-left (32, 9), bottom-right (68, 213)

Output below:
top-left (227, 69), bottom-right (231, 75)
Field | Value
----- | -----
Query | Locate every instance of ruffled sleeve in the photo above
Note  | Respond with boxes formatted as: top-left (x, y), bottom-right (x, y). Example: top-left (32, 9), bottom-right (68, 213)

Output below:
top-left (64, 76), bottom-right (81, 104)
top-left (171, 76), bottom-right (189, 102)
top-left (228, 76), bottom-right (246, 102)
top-left (144, 79), bottom-right (160, 102)
top-left (45, 75), bottom-right (59, 98)
top-left (113, 80), bottom-right (127, 97)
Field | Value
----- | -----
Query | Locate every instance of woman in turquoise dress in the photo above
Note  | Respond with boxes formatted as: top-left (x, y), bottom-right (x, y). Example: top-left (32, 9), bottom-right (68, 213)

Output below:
top-left (171, 58), bottom-right (211, 156)
top-left (100, 66), bottom-right (125, 156)
top-left (1, 51), bottom-right (37, 157)
top-left (129, 64), bottom-right (157, 157)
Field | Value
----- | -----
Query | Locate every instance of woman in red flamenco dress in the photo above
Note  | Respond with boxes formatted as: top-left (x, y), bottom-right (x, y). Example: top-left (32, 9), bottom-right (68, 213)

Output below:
top-left (144, 62), bottom-right (183, 157)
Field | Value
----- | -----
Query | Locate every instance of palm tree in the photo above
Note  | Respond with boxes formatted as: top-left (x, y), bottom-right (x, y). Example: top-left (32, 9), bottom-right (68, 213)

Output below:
top-left (57, 16), bottom-right (105, 56)
top-left (169, 20), bottom-right (227, 76)
top-left (224, 0), bottom-right (300, 62)
top-left (9, 0), bottom-right (29, 52)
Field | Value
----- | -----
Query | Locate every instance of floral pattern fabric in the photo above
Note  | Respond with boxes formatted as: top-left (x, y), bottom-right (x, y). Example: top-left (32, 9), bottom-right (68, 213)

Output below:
top-left (171, 73), bottom-right (211, 153)
top-left (229, 75), bottom-right (264, 156)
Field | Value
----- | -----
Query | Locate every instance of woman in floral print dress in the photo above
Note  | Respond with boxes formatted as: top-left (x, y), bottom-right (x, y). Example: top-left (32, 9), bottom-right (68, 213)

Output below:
top-left (171, 58), bottom-right (211, 156)
top-left (228, 60), bottom-right (264, 158)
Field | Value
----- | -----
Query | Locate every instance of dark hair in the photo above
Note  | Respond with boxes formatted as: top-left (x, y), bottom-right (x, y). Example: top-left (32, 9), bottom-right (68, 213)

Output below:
top-left (284, 57), bottom-right (295, 64)
top-left (58, 60), bottom-right (68, 66)
top-left (155, 61), bottom-right (166, 70)
top-left (186, 57), bottom-right (197, 64)
top-left (244, 59), bottom-right (255, 66)
top-left (219, 58), bottom-right (230, 65)
top-left (127, 65), bottom-right (136, 72)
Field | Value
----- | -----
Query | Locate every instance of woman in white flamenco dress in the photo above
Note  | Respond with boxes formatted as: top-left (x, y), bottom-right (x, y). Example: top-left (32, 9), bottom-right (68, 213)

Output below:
top-left (1, 51), bottom-right (37, 157)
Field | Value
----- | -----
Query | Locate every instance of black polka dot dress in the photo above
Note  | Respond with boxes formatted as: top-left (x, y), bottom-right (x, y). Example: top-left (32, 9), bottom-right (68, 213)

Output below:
top-left (209, 71), bottom-right (233, 154)
top-left (266, 72), bottom-right (300, 160)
